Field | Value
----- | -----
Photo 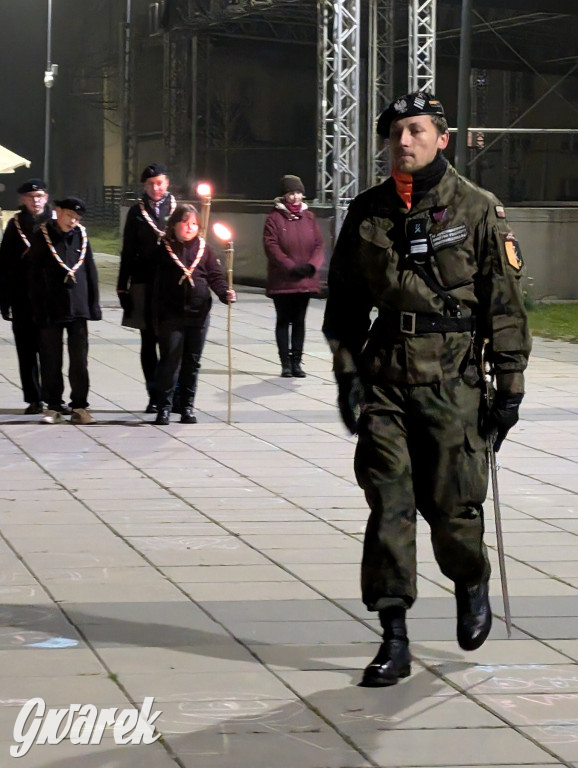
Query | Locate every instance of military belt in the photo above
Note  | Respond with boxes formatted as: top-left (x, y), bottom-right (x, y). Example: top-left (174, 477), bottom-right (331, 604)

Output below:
top-left (378, 311), bottom-right (476, 335)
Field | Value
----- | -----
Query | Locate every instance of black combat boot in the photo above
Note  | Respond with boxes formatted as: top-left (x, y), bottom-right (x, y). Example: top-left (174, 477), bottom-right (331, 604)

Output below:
top-left (291, 352), bottom-right (306, 378)
top-left (280, 356), bottom-right (292, 378)
top-left (154, 407), bottom-right (170, 426)
top-left (360, 607), bottom-right (411, 687)
top-left (455, 579), bottom-right (492, 651)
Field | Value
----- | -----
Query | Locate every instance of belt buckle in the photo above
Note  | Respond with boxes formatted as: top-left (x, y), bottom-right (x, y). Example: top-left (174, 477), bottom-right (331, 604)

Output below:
top-left (400, 311), bottom-right (416, 334)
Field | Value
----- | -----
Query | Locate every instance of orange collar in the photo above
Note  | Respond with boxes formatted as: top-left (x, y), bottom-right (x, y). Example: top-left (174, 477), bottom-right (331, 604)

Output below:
top-left (392, 170), bottom-right (413, 210)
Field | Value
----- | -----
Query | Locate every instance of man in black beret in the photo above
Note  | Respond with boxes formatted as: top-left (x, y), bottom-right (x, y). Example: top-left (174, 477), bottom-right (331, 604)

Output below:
top-left (25, 197), bottom-right (101, 424)
top-left (0, 178), bottom-right (51, 413)
top-left (117, 162), bottom-right (175, 413)
top-left (323, 91), bottom-right (531, 686)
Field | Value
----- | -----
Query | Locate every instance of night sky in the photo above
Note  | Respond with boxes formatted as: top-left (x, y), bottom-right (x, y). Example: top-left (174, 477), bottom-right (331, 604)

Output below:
top-left (0, 1), bottom-right (51, 207)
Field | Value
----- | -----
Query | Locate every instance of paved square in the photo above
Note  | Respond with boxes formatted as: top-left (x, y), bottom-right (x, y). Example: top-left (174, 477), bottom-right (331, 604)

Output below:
top-left (0, 253), bottom-right (576, 766)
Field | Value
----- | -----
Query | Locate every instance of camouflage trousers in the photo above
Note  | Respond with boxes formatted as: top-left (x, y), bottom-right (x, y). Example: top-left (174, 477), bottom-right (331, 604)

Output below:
top-left (355, 376), bottom-right (491, 611)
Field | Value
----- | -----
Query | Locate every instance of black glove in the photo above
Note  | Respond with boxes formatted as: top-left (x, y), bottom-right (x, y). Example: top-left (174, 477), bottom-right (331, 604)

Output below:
top-left (1, 305), bottom-right (12, 322)
top-left (117, 291), bottom-right (133, 314)
top-left (337, 373), bottom-right (364, 435)
top-left (290, 264), bottom-right (315, 279)
top-left (485, 391), bottom-right (523, 452)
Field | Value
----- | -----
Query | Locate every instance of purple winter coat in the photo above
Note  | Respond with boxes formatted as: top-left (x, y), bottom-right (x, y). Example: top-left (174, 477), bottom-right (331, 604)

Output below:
top-left (263, 199), bottom-right (325, 296)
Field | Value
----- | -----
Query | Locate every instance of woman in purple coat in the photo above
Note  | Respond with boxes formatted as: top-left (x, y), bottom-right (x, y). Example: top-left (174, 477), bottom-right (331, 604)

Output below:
top-left (263, 175), bottom-right (325, 377)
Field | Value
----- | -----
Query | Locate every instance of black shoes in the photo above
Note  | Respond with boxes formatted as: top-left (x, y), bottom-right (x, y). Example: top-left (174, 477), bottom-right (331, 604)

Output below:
top-left (24, 402), bottom-right (43, 415)
top-left (280, 358), bottom-right (292, 378)
top-left (145, 400), bottom-right (158, 414)
top-left (154, 408), bottom-right (170, 425)
top-left (360, 611), bottom-right (411, 687)
top-left (291, 355), bottom-right (306, 378)
top-left (455, 580), bottom-right (492, 651)
top-left (180, 408), bottom-right (197, 424)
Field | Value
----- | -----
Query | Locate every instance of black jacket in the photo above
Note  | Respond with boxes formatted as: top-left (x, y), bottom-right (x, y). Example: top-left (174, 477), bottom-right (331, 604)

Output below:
top-left (0, 205), bottom-right (51, 315)
top-left (26, 221), bottom-right (101, 326)
top-left (117, 194), bottom-right (174, 291)
top-left (153, 237), bottom-right (229, 328)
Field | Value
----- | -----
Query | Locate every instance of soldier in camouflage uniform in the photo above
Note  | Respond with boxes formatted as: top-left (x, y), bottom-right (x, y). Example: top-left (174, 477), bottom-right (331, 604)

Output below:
top-left (323, 92), bottom-right (531, 687)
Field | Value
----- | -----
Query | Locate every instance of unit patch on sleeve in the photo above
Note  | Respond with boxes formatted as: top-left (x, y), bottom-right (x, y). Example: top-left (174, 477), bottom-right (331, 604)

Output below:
top-left (429, 223), bottom-right (468, 251)
top-left (504, 233), bottom-right (523, 270)
top-left (495, 205), bottom-right (506, 218)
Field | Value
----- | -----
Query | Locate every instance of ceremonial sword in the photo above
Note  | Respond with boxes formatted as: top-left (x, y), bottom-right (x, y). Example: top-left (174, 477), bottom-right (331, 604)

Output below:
top-left (483, 351), bottom-right (512, 638)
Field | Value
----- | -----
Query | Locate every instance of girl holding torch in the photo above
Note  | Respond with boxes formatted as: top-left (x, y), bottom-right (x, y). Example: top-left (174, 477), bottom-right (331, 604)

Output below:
top-left (152, 203), bottom-right (236, 425)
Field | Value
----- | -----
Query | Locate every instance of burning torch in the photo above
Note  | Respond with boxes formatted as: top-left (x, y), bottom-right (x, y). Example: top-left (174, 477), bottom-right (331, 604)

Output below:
top-left (196, 182), bottom-right (213, 240)
top-left (213, 221), bottom-right (235, 425)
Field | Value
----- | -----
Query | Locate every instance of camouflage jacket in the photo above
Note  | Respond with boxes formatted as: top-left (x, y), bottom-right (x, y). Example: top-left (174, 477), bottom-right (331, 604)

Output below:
top-left (322, 164), bottom-right (531, 393)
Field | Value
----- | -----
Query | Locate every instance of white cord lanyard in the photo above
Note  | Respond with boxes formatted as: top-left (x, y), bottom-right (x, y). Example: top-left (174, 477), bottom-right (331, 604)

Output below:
top-left (40, 223), bottom-right (87, 283)
top-left (163, 237), bottom-right (206, 286)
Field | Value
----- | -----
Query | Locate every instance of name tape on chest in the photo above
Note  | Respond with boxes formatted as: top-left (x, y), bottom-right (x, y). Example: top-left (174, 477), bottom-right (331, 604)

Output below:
top-left (429, 223), bottom-right (468, 251)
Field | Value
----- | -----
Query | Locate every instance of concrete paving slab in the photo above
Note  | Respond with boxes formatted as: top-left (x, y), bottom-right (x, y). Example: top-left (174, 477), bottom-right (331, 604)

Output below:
top-left (0, 280), bottom-right (577, 766)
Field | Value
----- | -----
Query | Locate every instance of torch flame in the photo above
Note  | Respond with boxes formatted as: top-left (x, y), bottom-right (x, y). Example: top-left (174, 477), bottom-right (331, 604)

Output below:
top-left (196, 182), bottom-right (212, 198)
top-left (213, 222), bottom-right (233, 242)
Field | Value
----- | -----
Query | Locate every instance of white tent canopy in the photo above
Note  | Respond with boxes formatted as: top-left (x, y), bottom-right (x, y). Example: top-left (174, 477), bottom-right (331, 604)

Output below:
top-left (0, 144), bottom-right (31, 174)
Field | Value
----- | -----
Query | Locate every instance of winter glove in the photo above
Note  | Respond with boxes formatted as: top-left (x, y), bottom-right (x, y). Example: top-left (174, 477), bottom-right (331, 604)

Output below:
top-left (117, 290), bottom-right (133, 314)
top-left (1, 305), bottom-right (12, 322)
top-left (485, 391), bottom-right (523, 452)
top-left (290, 264), bottom-right (315, 279)
top-left (336, 372), bottom-right (364, 435)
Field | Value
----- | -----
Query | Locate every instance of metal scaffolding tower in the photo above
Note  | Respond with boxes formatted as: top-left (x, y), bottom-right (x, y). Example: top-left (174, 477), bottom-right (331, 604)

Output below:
top-left (317, 0), bottom-right (361, 229)
top-left (368, 0), bottom-right (395, 184)
top-left (408, 0), bottom-right (436, 92)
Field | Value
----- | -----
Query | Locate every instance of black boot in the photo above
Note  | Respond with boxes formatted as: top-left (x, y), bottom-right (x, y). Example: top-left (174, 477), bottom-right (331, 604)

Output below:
top-left (360, 608), bottom-right (411, 687)
top-left (145, 398), bottom-right (158, 414)
top-left (180, 406), bottom-right (197, 424)
top-left (280, 356), bottom-right (292, 378)
top-left (455, 579), bottom-right (492, 651)
top-left (154, 407), bottom-right (170, 425)
top-left (291, 352), bottom-right (306, 378)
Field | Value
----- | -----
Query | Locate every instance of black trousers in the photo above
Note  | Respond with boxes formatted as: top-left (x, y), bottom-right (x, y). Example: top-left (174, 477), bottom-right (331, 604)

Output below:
top-left (38, 320), bottom-right (90, 410)
top-left (155, 319), bottom-right (208, 411)
top-left (11, 310), bottom-right (41, 404)
top-left (272, 293), bottom-right (310, 360)
top-left (140, 328), bottom-right (159, 399)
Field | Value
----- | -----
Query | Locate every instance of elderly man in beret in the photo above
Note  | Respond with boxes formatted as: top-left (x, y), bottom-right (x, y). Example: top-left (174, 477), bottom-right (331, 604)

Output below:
top-left (0, 179), bottom-right (52, 414)
top-left (323, 92), bottom-right (531, 686)
top-left (25, 197), bottom-right (101, 425)
top-left (117, 162), bottom-right (176, 413)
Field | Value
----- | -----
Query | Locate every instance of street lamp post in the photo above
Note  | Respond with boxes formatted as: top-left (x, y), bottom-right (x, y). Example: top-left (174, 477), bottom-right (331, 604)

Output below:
top-left (43, 0), bottom-right (58, 185)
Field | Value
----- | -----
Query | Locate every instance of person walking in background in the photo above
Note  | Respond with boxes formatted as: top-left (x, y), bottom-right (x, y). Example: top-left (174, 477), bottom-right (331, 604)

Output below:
top-left (323, 92), bottom-right (531, 686)
top-left (152, 203), bottom-right (236, 426)
top-left (263, 174), bottom-right (325, 378)
top-left (25, 197), bottom-right (101, 425)
top-left (0, 179), bottom-right (52, 414)
top-left (117, 163), bottom-right (176, 413)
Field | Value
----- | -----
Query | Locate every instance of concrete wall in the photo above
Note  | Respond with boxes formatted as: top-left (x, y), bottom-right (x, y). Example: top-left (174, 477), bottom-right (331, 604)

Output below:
top-left (120, 202), bottom-right (578, 300)
top-left (506, 207), bottom-right (578, 301)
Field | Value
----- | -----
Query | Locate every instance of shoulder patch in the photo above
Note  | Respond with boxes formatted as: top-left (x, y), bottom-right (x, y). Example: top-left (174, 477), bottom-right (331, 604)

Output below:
top-left (504, 233), bottom-right (523, 270)
top-left (495, 205), bottom-right (506, 218)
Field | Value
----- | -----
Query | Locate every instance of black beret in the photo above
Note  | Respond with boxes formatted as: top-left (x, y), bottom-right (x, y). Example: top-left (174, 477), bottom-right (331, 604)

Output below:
top-left (17, 178), bottom-right (47, 194)
top-left (280, 175), bottom-right (305, 195)
top-left (54, 197), bottom-right (86, 215)
top-left (377, 91), bottom-right (446, 137)
top-left (140, 163), bottom-right (168, 182)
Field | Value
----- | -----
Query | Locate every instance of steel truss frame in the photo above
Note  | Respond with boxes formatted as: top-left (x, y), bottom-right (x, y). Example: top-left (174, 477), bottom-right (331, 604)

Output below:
top-left (368, 0), bottom-right (395, 184)
top-left (317, 0), bottom-right (361, 228)
top-left (408, 0), bottom-right (436, 93)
